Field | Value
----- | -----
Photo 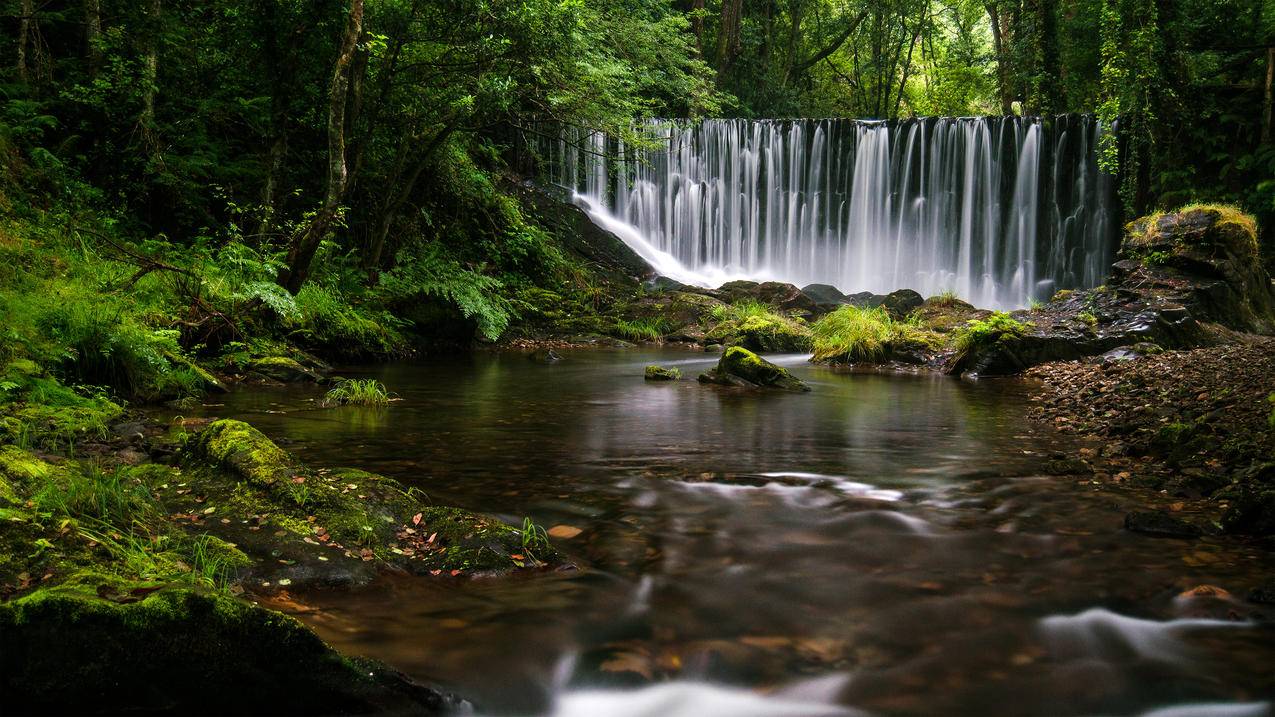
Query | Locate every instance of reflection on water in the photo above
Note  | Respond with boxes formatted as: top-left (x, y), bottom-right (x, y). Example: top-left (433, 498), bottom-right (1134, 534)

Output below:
top-left (176, 349), bottom-right (1275, 716)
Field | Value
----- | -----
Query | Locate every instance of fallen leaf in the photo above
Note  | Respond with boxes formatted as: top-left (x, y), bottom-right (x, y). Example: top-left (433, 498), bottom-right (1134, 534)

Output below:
top-left (412, 512), bottom-right (422, 526)
top-left (548, 525), bottom-right (582, 539)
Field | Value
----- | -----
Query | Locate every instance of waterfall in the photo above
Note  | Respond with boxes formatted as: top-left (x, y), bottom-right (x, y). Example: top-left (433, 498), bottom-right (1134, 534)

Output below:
top-left (530, 117), bottom-right (1116, 309)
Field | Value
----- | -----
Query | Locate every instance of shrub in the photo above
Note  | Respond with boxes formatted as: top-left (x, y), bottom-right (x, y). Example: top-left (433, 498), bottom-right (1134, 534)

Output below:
top-left (290, 283), bottom-right (407, 357)
top-left (954, 312), bottom-right (1030, 354)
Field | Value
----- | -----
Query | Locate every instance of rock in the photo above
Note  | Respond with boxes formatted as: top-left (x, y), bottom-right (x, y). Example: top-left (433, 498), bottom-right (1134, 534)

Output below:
top-left (1124, 511), bottom-right (1203, 538)
top-left (0, 580), bottom-right (461, 715)
top-left (703, 344), bottom-right (724, 352)
top-left (844, 291), bottom-right (887, 308)
top-left (1248, 584), bottom-right (1275, 605)
top-left (182, 420), bottom-right (542, 577)
top-left (717, 280), bottom-right (818, 316)
top-left (1221, 488), bottom-right (1275, 535)
top-left (643, 276), bottom-right (687, 293)
top-left (644, 365), bottom-right (681, 381)
top-left (1044, 456), bottom-right (1092, 475)
top-left (1119, 205), bottom-right (1275, 333)
top-left (246, 356), bottom-right (324, 383)
top-left (698, 347), bottom-right (810, 391)
top-left (529, 348), bottom-right (564, 363)
top-left (801, 283), bottom-right (848, 307)
top-left (881, 289), bottom-right (924, 319)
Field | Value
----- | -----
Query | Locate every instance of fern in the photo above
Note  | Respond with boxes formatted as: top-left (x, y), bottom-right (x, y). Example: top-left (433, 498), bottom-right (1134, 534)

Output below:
top-left (377, 244), bottom-right (512, 341)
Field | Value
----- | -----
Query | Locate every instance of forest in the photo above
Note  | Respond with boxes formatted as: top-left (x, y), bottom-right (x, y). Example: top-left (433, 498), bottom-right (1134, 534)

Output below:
top-left (1, 1), bottom-right (1274, 715)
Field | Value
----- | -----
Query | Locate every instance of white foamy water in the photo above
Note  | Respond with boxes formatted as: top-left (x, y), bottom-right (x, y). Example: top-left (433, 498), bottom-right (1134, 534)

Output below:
top-left (542, 678), bottom-right (860, 717)
top-left (534, 117), bottom-right (1116, 308)
top-left (1039, 608), bottom-right (1251, 662)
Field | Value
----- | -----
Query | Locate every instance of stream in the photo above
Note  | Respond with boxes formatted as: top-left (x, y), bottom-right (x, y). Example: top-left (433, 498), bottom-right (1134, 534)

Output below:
top-left (177, 348), bottom-right (1275, 716)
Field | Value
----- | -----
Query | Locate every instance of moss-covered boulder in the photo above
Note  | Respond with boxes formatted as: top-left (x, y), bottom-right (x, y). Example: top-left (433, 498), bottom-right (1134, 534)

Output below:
top-left (246, 355), bottom-right (326, 383)
top-left (0, 578), bottom-right (458, 714)
top-left (698, 347), bottom-right (810, 391)
top-left (179, 420), bottom-right (547, 585)
top-left (644, 365), bottom-right (681, 381)
top-left (1118, 205), bottom-right (1275, 333)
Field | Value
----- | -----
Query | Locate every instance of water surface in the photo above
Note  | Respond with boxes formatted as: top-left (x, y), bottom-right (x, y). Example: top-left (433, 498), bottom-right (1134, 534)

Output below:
top-left (182, 348), bottom-right (1275, 716)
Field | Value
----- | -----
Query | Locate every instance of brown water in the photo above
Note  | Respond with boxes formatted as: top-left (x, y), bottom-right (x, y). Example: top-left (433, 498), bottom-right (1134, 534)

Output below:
top-left (182, 349), bottom-right (1275, 717)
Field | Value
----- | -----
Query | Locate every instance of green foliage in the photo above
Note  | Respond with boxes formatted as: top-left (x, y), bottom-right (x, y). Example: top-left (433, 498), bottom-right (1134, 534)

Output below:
top-left (322, 379), bottom-right (390, 408)
top-left (954, 312), bottom-right (1031, 354)
top-left (376, 244), bottom-right (511, 342)
top-left (1267, 393), bottom-right (1274, 433)
top-left (289, 283), bottom-right (406, 357)
top-left (519, 517), bottom-right (552, 564)
top-left (810, 305), bottom-right (896, 363)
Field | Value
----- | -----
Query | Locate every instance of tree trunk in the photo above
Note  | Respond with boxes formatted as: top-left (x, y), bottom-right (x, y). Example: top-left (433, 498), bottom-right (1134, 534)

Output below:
top-left (16, 0), bottom-right (32, 82)
top-left (1263, 47), bottom-right (1273, 145)
top-left (987, 2), bottom-right (1013, 114)
top-left (280, 0), bottom-right (364, 294)
top-left (140, 0), bottom-right (161, 129)
top-left (691, 0), bottom-right (704, 56)
top-left (84, 0), bottom-right (102, 75)
top-left (365, 123), bottom-right (458, 274)
top-left (715, 0), bottom-right (743, 75)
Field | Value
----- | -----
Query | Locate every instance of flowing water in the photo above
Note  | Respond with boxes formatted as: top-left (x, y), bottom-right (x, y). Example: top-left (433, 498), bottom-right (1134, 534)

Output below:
top-left (183, 349), bottom-right (1275, 716)
top-left (527, 116), bottom-right (1116, 308)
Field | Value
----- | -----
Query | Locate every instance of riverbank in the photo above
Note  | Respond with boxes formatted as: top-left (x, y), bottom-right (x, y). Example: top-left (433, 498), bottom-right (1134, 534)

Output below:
top-left (1026, 339), bottom-right (1275, 539)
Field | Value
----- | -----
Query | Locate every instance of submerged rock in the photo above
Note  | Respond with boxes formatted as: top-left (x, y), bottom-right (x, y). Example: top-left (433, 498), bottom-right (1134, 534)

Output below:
top-left (0, 578), bottom-right (460, 714)
top-left (698, 347), bottom-right (810, 391)
top-left (528, 348), bottom-right (564, 363)
top-left (1124, 511), bottom-right (1204, 538)
top-left (644, 365), bottom-right (681, 381)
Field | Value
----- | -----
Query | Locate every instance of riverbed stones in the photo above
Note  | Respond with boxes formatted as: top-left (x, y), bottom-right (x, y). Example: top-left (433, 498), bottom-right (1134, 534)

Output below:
top-left (698, 347), bottom-right (810, 391)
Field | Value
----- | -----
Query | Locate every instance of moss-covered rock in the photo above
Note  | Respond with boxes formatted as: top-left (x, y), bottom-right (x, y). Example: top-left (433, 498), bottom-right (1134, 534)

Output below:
top-left (644, 365), bottom-right (681, 381)
top-left (698, 347), bottom-right (810, 391)
top-left (179, 420), bottom-right (547, 584)
top-left (1118, 205), bottom-right (1275, 334)
top-left (246, 355), bottom-right (325, 383)
top-left (705, 303), bottom-right (813, 352)
top-left (0, 579), bottom-right (458, 714)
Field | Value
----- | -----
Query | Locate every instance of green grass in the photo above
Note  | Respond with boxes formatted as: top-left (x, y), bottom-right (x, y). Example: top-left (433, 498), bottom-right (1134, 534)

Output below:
top-left (322, 378), bottom-right (390, 407)
top-left (32, 462), bottom-right (161, 528)
top-left (930, 289), bottom-right (961, 307)
top-left (614, 317), bottom-right (672, 342)
top-left (810, 305), bottom-right (896, 362)
top-left (954, 312), bottom-right (1030, 354)
top-left (519, 517), bottom-right (552, 563)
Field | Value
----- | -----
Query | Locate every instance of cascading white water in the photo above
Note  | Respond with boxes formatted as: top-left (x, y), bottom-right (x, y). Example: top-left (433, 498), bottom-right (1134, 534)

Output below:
top-left (533, 117), bottom-right (1115, 308)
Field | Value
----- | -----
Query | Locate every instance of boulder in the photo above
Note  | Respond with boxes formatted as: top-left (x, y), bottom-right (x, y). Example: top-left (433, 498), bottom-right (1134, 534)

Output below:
top-left (801, 283), bottom-right (848, 307)
top-left (0, 581), bottom-right (460, 715)
top-left (1221, 487), bottom-right (1275, 536)
top-left (881, 289), bottom-right (925, 319)
top-left (698, 347), bottom-right (810, 391)
top-left (246, 356), bottom-right (325, 383)
top-left (717, 280), bottom-right (818, 316)
top-left (644, 365), bottom-right (681, 381)
top-left (1124, 511), bottom-right (1204, 538)
top-left (1118, 205), bottom-right (1275, 333)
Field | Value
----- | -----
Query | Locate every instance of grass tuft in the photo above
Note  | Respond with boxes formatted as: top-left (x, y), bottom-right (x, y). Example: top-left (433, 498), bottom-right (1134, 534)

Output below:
top-left (322, 378), bottom-right (390, 407)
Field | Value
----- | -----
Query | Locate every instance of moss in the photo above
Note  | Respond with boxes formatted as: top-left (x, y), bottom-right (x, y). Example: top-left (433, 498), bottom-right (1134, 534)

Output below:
top-left (187, 419), bottom-right (294, 486)
top-left (705, 301), bottom-right (812, 352)
top-left (180, 421), bottom-right (542, 571)
top-left (246, 355), bottom-right (323, 382)
top-left (0, 395), bottom-right (123, 450)
top-left (954, 312), bottom-right (1031, 355)
top-left (1127, 204), bottom-right (1260, 263)
top-left (700, 346), bottom-right (810, 391)
top-left (644, 365), bottom-right (681, 381)
top-left (0, 444), bottom-right (66, 497)
top-left (0, 581), bottom-right (454, 714)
